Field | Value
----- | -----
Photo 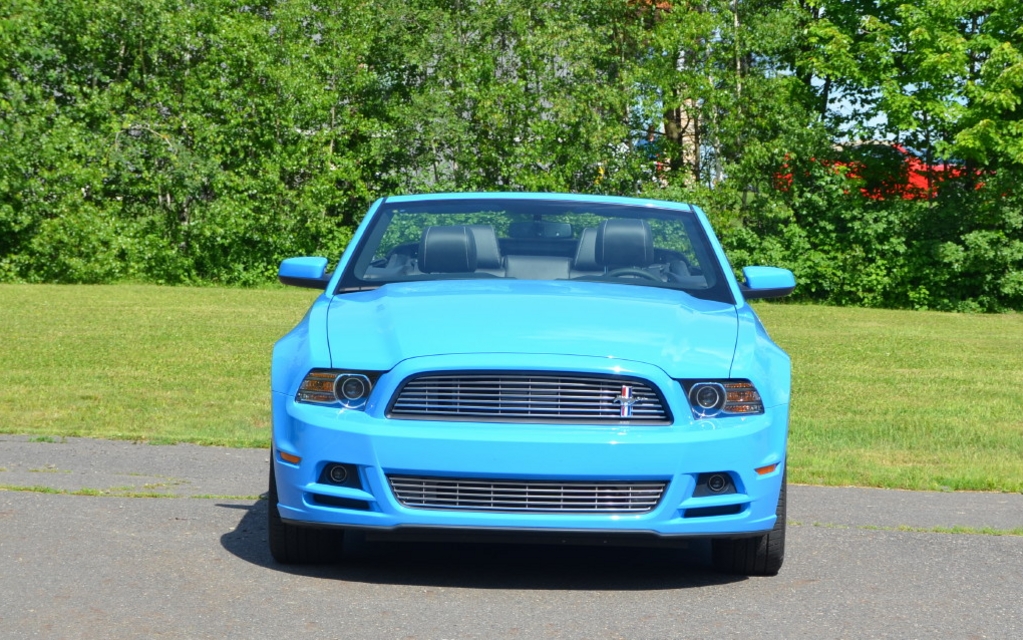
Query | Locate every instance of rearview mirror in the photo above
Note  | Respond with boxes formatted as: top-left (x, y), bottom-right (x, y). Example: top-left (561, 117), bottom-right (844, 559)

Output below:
top-left (509, 221), bottom-right (573, 239)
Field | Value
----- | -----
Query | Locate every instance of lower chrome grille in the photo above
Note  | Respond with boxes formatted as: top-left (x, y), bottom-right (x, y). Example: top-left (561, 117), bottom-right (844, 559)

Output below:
top-left (388, 476), bottom-right (668, 513)
top-left (388, 373), bottom-right (670, 423)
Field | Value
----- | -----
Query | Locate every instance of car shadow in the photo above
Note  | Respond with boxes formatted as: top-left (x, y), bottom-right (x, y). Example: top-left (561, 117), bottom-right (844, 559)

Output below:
top-left (219, 500), bottom-right (746, 590)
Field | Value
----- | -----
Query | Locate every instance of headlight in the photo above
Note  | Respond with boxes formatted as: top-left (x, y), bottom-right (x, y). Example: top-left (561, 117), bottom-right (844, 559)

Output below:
top-left (296, 369), bottom-right (381, 409)
top-left (680, 380), bottom-right (764, 419)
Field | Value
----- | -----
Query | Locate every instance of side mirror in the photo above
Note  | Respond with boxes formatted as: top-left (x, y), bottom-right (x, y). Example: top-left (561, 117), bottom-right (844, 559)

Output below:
top-left (279, 257), bottom-right (331, 290)
top-left (740, 266), bottom-right (796, 300)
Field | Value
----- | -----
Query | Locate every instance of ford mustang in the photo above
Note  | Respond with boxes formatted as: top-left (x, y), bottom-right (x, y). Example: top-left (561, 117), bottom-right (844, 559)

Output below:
top-left (269, 192), bottom-right (795, 575)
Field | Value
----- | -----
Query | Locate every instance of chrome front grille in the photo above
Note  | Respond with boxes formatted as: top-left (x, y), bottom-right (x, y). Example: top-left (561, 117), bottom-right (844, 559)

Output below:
top-left (388, 373), bottom-right (670, 423)
top-left (388, 476), bottom-right (668, 513)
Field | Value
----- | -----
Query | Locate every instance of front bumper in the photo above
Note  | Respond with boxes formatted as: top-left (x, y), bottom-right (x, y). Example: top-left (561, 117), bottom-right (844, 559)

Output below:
top-left (271, 355), bottom-right (788, 538)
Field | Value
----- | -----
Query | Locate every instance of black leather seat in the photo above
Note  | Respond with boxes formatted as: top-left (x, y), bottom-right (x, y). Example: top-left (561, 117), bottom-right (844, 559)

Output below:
top-left (467, 224), bottom-right (504, 275)
top-left (418, 225), bottom-right (478, 273)
top-left (595, 219), bottom-right (655, 269)
top-left (570, 227), bottom-right (602, 277)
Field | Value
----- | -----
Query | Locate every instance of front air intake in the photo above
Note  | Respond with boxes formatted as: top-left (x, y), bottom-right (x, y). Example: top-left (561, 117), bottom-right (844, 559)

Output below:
top-left (388, 476), bottom-right (668, 513)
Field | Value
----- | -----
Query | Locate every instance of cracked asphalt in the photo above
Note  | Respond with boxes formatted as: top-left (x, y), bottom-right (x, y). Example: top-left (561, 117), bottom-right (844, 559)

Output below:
top-left (1, 435), bottom-right (1021, 639)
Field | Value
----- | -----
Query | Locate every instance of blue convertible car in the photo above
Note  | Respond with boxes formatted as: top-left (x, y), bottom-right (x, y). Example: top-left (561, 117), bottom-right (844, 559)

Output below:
top-left (270, 192), bottom-right (795, 575)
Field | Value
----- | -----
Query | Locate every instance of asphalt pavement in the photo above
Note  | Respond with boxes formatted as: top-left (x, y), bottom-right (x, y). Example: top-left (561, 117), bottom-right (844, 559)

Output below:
top-left (1, 435), bottom-right (1021, 639)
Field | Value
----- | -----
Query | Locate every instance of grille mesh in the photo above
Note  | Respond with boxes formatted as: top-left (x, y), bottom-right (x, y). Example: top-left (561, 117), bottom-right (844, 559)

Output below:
top-left (388, 373), bottom-right (669, 423)
top-left (388, 476), bottom-right (667, 513)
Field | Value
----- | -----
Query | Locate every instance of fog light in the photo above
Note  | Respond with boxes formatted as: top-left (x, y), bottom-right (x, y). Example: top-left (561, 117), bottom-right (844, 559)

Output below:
top-left (327, 464), bottom-right (348, 484)
top-left (707, 473), bottom-right (728, 493)
top-left (693, 472), bottom-right (736, 497)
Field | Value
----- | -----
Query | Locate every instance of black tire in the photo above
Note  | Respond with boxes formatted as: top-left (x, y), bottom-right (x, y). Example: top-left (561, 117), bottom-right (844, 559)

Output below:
top-left (711, 472), bottom-right (786, 576)
top-left (267, 463), bottom-right (345, 564)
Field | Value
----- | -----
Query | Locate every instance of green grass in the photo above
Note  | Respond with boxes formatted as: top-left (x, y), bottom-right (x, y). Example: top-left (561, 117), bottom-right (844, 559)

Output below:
top-left (755, 303), bottom-right (1023, 492)
top-left (0, 484), bottom-right (173, 498)
top-left (0, 284), bottom-right (318, 447)
top-left (1, 284), bottom-right (1021, 492)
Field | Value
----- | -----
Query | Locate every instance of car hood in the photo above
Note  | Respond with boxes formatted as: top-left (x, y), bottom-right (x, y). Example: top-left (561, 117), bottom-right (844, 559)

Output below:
top-left (325, 280), bottom-right (738, 378)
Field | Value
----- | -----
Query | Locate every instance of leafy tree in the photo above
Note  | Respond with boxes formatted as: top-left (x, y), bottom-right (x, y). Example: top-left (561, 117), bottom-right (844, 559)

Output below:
top-left (1, 0), bottom-right (1020, 310)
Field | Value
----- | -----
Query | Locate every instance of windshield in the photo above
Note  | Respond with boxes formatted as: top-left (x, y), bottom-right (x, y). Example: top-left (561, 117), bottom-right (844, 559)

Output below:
top-left (338, 197), bottom-right (735, 304)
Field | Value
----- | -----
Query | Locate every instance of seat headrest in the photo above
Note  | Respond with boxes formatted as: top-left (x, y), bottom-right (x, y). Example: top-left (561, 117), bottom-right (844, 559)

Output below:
top-left (418, 225), bottom-right (478, 273)
top-left (572, 227), bottom-right (600, 271)
top-left (467, 224), bottom-right (502, 269)
top-left (595, 219), bottom-right (654, 269)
